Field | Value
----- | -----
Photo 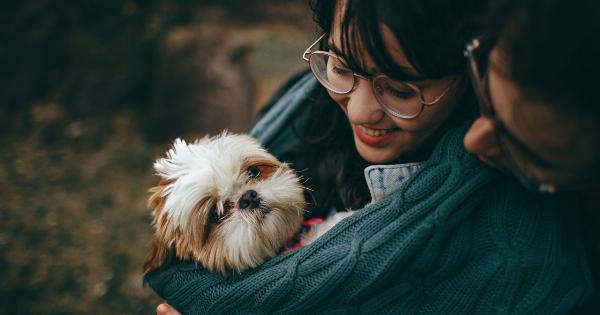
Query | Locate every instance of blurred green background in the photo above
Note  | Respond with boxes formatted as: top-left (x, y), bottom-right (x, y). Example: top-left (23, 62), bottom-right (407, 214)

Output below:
top-left (0, 1), bottom-right (314, 313)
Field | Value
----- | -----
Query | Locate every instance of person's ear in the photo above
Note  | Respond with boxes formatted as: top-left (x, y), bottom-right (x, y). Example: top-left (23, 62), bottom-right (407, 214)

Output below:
top-left (464, 116), bottom-right (501, 157)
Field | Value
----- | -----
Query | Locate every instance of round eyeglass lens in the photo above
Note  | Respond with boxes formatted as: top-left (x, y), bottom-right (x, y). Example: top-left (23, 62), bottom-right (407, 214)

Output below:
top-left (373, 76), bottom-right (422, 118)
top-left (309, 53), bottom-right (354, 94)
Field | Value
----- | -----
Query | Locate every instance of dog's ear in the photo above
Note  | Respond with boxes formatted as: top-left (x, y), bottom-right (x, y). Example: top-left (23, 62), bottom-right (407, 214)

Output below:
top-left (143, 236), bottom-right (174, 274)
top-left (148, 179), bottom-right (171, 211)
top-left (144, 179), bottom-right (174, 274)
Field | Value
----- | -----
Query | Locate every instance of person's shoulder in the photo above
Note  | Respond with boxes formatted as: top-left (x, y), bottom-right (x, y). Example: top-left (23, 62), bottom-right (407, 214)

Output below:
top-left (484, 176), bottom-right (580, 223)
top-left (479, 179), bottom-right (593, 311)
top-left (249, 70), bottom-right (318, 158)
top-left (253, 69), bottom-right (313, 123)
top-left (477, 172), bottom-right (584, 249)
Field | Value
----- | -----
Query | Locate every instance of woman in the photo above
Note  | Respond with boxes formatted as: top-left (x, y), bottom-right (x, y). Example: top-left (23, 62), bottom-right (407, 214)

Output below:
top-left (150, 0), bottom-right (592, 313)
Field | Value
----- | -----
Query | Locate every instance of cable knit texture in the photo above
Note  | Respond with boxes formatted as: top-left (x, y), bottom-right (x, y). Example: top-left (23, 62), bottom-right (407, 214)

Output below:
top-left (145, 74), bottom-right (593, 314)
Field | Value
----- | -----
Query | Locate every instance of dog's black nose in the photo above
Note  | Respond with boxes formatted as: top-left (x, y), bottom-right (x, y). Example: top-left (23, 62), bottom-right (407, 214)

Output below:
top-left (238, 190), bottom-right (260, 209)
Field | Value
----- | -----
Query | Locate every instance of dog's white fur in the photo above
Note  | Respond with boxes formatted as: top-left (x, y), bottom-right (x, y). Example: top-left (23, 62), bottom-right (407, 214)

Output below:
top-left (300, 210), bottom-right (355, 244)
top-left (145, 133), bottom-right (306, 274)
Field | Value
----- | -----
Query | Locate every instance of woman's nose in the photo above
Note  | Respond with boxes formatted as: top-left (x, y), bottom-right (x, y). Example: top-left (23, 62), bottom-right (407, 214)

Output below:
top-left (344, 79), bottom-right (385, 124)
top-left (464, 116), bottom-right (502, 157)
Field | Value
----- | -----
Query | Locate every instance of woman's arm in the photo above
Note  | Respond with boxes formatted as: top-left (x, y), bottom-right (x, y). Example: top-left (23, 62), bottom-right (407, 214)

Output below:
top-left (146, 127), bottom-right (593, 314)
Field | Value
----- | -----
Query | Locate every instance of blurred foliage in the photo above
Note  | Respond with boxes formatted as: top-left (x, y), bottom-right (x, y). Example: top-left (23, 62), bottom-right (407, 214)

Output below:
top-left (2, 0), bottom-right (173, 134)
top-left (0, 110), bottom-right (160, 314)
top-left (0, 0), bottom-right (310, 140)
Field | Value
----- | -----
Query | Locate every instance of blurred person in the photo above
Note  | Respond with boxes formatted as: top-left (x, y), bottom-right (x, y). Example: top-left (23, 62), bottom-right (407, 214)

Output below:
top-left (463, 0), bottom-right (600, 312)
top-left (149, 0), bottom-right (593, 313)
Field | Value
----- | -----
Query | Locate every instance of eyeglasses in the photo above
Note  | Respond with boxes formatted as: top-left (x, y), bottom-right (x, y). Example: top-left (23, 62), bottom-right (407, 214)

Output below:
top-left (464, 37), bottom-right (561, 194)
top-left (302, 34), bottom-right (452, 120)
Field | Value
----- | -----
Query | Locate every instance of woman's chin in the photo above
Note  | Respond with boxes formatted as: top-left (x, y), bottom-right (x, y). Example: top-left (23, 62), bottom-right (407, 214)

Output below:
top-left (355, 139), bottom-right (403, 164)
top-left (352, 126), bottom-right (411, 164)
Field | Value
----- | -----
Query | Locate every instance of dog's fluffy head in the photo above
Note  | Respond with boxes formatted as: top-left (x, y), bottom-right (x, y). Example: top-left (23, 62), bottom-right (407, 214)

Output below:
top-left (144, 133), bottom-right (305, 274)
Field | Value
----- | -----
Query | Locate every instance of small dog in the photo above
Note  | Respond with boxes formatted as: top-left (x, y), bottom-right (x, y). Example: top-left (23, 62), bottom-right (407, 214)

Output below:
top-left (144, 133), bottom-right (307, 275)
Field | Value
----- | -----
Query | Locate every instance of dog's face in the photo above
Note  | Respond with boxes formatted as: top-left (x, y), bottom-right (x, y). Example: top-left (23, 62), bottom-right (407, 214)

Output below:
top-left (144, 133), bottom-right (305, 274)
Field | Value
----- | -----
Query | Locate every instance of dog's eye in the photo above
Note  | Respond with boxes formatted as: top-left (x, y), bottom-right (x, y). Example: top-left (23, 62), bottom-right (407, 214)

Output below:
top-left (247, 165), bottom-right (261, 179)
top-left (209, 203), bottom-right (231, 222)
top-left (209, 206), bottom-right (220, 222)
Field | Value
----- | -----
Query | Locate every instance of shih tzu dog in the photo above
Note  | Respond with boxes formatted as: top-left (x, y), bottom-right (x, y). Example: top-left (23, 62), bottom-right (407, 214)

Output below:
top-left (144, 133), bottom-right (307, 275)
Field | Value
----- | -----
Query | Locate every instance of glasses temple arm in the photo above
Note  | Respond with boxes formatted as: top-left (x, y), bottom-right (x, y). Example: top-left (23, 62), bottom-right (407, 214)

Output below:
top-left (302, 34), bottom-right (327, 61)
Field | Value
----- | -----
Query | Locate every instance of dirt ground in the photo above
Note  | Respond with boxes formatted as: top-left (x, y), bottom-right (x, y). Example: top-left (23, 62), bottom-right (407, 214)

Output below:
top-left (0, 1), bottom-right (313, 313)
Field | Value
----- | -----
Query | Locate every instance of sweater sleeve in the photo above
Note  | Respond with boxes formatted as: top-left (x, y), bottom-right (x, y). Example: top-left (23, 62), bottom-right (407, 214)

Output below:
top-left (144, 128), bottom-right (593, 314)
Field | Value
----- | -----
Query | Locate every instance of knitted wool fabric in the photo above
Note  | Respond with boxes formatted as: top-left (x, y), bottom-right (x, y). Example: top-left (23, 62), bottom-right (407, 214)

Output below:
top-left (145, 74), bottom-right (593, 314)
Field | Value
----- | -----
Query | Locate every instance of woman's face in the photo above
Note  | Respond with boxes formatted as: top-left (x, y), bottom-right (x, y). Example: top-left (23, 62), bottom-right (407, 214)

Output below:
top-left (327, 17), bottom-right (463, 164)
top-left (464, 47), bottom-right (599, 190)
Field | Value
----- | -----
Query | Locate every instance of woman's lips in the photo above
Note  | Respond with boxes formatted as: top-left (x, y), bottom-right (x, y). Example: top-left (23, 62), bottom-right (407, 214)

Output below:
top-left (354, 125), bottom-right (399, 147)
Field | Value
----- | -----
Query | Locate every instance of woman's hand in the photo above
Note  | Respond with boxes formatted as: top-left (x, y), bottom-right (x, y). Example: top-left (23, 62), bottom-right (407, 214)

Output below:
top-left (156, 303), bottom-right (181, 315)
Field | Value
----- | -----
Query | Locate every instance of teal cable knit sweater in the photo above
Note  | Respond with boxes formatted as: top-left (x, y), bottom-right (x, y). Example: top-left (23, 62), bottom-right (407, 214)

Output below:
top-left (145, 74), bottom-right (593, 314)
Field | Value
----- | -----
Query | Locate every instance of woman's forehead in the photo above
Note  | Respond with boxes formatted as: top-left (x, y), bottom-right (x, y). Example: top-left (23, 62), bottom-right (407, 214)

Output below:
top-left (329, 7), bottom-right (422, 80)
top-left (379, 24), bottom-right (420, 77)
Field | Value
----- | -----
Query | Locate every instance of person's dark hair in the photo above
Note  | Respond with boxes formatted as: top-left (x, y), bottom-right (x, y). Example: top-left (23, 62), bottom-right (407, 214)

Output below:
top-left (295, 0), bottom-right (484, 218)
top-left (485, 0), bottom-right (600, 117)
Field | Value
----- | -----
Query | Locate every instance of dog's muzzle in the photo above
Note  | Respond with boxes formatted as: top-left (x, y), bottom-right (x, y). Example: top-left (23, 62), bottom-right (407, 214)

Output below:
top-left (238, 189), bottom-right (261, 209)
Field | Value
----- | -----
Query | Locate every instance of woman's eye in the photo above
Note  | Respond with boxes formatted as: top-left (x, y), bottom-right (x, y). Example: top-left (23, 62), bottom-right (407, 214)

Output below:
top-left (327, 56), bottom-right (351, 75)
top-left (332, 65), bottom-right (351, 75)
top-left (247, 166), bottom-right (261, 178)
top-left (384, 84), bottom-right (415, 100)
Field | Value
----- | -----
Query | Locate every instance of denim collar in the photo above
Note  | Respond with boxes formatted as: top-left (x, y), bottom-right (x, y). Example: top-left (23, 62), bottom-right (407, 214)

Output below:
top-left (364, 162), bottom-right (423, 203)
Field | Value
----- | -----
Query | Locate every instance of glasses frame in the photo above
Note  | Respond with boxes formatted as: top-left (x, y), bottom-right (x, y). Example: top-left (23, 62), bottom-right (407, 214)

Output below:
top-left (303, 34), bottom-right (452, 120)
top-left (464, 37), bottom-right (557, 194)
